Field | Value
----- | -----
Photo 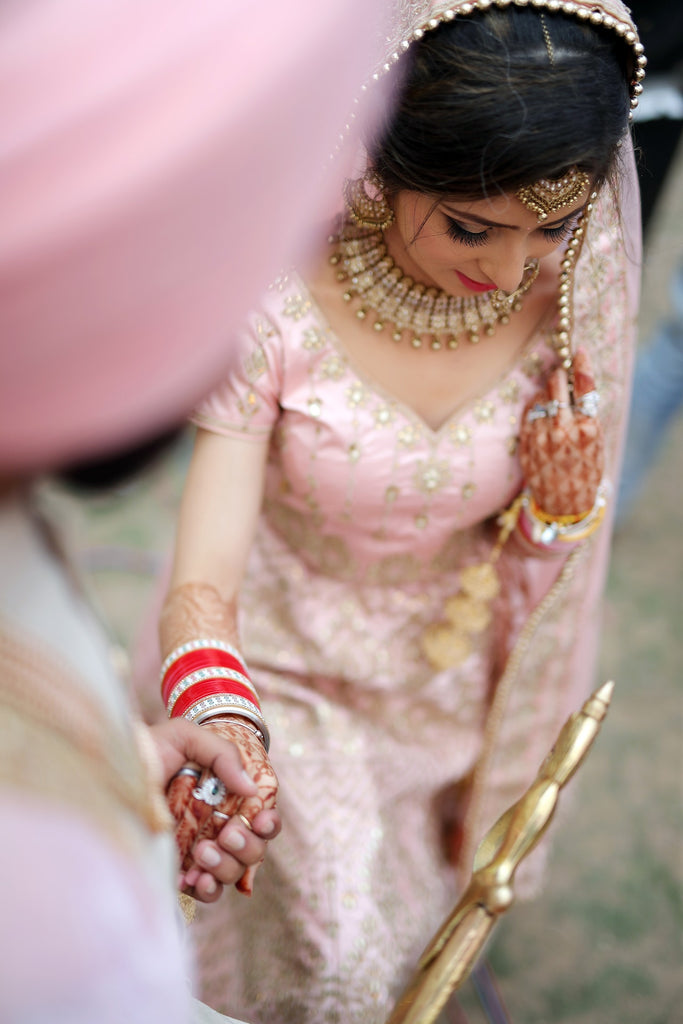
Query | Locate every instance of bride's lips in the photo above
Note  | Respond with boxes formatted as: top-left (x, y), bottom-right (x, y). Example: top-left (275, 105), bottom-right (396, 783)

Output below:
top-left (455, 270), bottom-right (497, 293)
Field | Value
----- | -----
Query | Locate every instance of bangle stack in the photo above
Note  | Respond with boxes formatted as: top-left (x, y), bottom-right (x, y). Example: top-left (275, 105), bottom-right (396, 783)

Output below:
top-left (160, 638), bottom-right (270, 751)
top-left (519, 480), bottom-right (610, 548)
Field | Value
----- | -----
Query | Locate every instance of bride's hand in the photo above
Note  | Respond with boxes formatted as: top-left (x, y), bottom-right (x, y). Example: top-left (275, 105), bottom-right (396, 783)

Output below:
top-left (164, 717), bottom-right (279, 902)
top-left (519, 348), bottom-right (604, 516)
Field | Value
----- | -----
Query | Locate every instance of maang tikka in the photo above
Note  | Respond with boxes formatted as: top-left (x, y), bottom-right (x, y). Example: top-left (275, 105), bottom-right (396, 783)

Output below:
top-left (516, 166), bottom-right (591, 223)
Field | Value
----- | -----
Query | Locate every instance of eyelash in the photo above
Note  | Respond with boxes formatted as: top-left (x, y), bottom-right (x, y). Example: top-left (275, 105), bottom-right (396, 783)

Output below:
top-left (445, 217), bottom-right (574, 247)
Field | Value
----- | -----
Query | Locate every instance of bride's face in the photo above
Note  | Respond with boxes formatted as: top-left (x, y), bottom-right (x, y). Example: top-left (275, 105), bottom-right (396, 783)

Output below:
top-left (386, 188), bottom-right (590, 297)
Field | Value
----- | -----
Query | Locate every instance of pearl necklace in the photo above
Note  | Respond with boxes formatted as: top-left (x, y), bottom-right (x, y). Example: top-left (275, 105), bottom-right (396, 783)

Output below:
top-left (329, 224), bottom-right (540, 351)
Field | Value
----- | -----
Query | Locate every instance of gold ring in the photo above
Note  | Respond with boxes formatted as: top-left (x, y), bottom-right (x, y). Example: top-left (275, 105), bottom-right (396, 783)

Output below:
top-left (237, 812), bottom-right (253, 832)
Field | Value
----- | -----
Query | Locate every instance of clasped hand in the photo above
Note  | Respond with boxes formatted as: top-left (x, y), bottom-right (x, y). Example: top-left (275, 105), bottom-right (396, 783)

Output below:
top-left (519, 347), bottom-right (604, 516)
top-left (151, 717), bottom-right (280, 903)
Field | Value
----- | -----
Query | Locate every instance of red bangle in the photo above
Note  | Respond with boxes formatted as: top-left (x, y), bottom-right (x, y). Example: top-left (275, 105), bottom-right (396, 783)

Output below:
top-left (162, 648), bottom-right (249, 704)
top-left (170, 678), bottom-right (261, 719)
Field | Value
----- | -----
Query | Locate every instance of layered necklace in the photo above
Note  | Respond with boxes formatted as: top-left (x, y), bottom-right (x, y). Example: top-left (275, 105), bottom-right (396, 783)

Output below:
top-left (329, 223), bottom-right (540, 351)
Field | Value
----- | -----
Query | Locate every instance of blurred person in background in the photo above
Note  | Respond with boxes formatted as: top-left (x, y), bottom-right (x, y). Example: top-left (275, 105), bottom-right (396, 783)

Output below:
top-left (0, 0), bottom-right (387, 1020)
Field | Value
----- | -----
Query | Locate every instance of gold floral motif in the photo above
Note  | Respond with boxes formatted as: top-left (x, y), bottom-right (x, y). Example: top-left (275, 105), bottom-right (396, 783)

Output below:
top-left (346, 382), bottom-right (368, 408)
top-left (237, 389), bottom-right (261, 419)
top-left (254, 315), bottom-right (276, 339)
top-left (474, 400), bottom-right (495, 423)
top-left (461, 482), bottom-right (476, 500)
top-left (507, 436), bottom-right (519, 456)
top-left (521, 351), bottom-right (544, 378)
top-left (414, 457), bottom-right (451, 496)
top-left (303, 328), bottom-right (327, 351)
top-left (374, 405), bottom-right (395, 427)
top-left (283, 294), bottom-right (312, 321)
top-left (268, 271), bottom-right (290, 293)
top-left (450, 424), bottom-right (472, 447)
top-left (348, 443), bottom-right (361, 463)
top-left (320, 355), bottom-right (346, 379)
top-left (499, 379), bottom-right (521, 404)
top-left (244, 344), bottom-right (267, 382)
top-left (398, 423), bottom-right (423, 448)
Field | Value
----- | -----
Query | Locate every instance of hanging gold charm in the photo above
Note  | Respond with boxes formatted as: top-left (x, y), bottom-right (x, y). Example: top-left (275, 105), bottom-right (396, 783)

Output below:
top-left (421, 496), bottom-right (523, 671)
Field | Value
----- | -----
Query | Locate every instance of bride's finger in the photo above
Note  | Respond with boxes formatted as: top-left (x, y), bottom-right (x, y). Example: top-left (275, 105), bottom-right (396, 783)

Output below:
top-left (546, 366), bottom-right (572, 426)
top-left (572, 347), bottom-right (599, 405)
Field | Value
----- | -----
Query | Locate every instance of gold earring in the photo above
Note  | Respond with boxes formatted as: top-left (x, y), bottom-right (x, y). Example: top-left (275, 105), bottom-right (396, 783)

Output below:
top-left (343, 172), bottom-right (394, 230)
top-left (516, 167), bottom-right (591, 223)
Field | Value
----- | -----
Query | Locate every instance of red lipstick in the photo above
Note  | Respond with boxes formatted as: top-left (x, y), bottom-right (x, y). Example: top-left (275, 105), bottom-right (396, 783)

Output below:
top-left (455, 270), bottom-right (497, 293)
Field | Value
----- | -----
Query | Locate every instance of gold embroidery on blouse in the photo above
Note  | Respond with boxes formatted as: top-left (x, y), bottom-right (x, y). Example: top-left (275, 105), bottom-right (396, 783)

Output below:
top-left (348, 443), bottom-right (361, 463)
top-left (366, 553), bottom-right (422, 586)
top-left (474, 400), bottom-right (495, 423)
top-left (244, 345), bottom-right (267, 382)
top-left (522, 351), bottom-right (544, 378)
top-left (346, 381), bottom-right (368, 408)
top-left (254, 314), bottom-right (276, 339)
top-left (414, 457), bottom-right (451, 497)
top-left (236, 389), bottom-right (261, 420)
top-left (374, 404), bottom-right (395, 428)
top-left (450, 423), bottom-right (472, 446)
top-left (303, 327), bottom-right (327, 351)
top-left (320, 354), bottom-right (346, 379)
top-left (269, 271), bottom-right (291, 293)
top-left (499, 378), bottom-right (521, 403)
top-left (397, 423), bottom-right (423, 448)
top-left (283, 294), bottom-right (312, 321)
top-left (462, 482), bottom-right (476, 500)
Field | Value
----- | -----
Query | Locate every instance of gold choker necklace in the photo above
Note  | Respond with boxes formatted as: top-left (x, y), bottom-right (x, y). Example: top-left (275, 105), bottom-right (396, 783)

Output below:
top-left (329, 224), bottom-right (540, 351)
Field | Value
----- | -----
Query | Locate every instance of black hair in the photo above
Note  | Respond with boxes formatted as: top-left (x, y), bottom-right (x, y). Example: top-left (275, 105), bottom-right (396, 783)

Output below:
top-left (371, 8), bottom-right (633, 200)
top-left (58, 425), bottom-right (182, 492)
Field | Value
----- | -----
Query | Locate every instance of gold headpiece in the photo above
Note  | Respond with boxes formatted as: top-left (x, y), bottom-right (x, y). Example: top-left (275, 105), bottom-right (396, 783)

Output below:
top-left (516, 167), bottom-right (592, 222)
top-left (367, 1), bottom-right (645, 112)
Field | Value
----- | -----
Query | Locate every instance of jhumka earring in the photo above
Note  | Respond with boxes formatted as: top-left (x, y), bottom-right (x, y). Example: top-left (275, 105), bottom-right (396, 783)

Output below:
top-left (516, 166), bottom-right (591, 223)
top-left (343, 171), bottom-right (395, 230)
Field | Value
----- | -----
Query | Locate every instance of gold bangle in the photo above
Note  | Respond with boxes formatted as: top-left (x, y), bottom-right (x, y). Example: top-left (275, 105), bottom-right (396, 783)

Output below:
top-left (521, 481), bottom-right (610, 546)
top-left (555, 501), bottom-right (607, 541)
top-left (528, 497), bottom-right (592, 525)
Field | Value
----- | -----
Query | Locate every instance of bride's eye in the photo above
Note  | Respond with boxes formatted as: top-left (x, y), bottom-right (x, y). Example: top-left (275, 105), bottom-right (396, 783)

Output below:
top-left (445, 217), bottom-right (490, 247)
top-left (541, 218), bottom-right (577, 243)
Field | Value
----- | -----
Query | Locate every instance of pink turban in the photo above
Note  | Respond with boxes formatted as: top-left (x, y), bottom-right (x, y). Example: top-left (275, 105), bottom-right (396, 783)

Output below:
top-left (0, 0), bottom-right (388, 471)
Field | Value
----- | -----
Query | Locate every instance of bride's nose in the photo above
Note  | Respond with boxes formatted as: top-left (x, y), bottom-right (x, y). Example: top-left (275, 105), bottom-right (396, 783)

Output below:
top-left (479, 240), bottom-right (530, 294)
